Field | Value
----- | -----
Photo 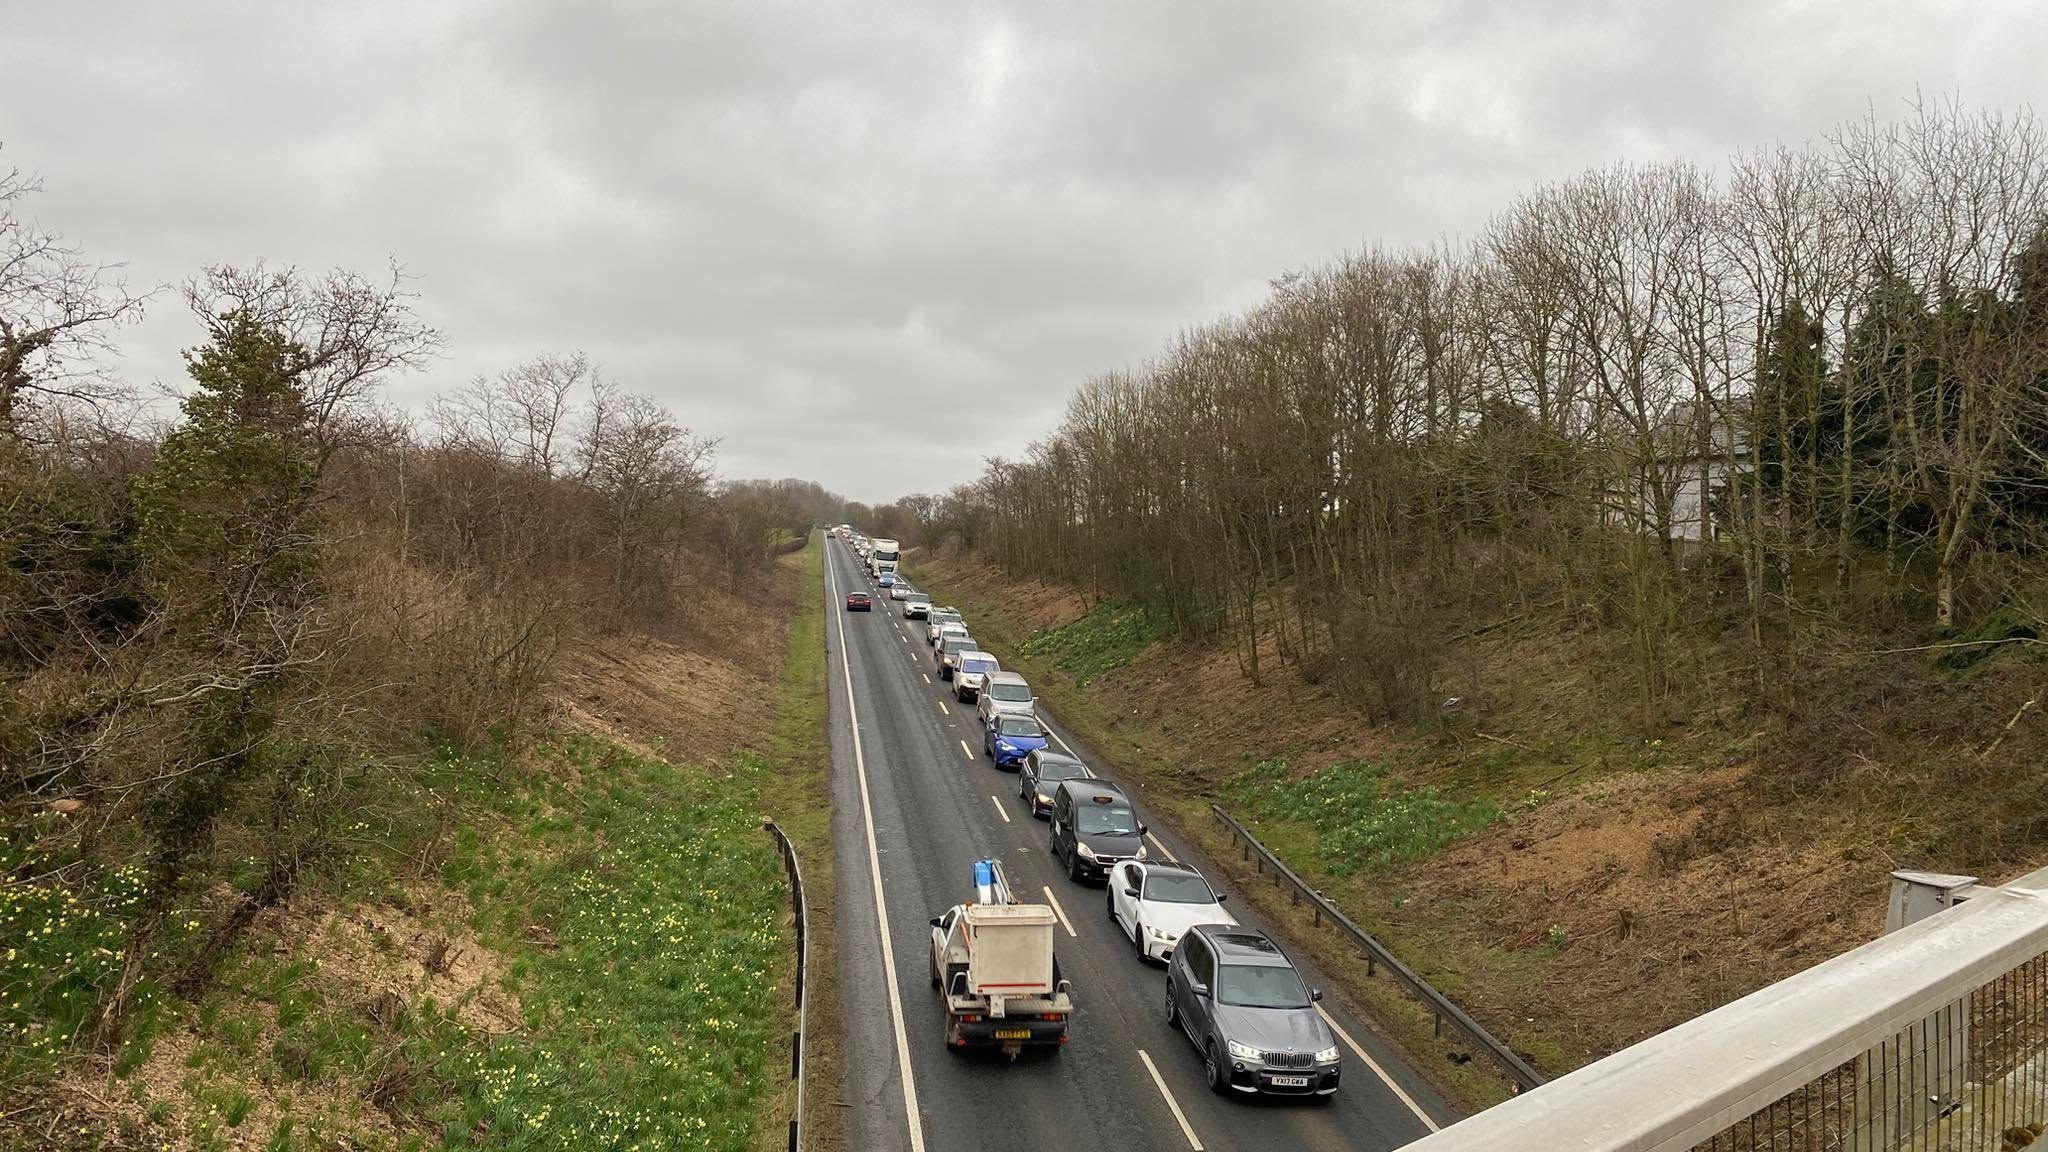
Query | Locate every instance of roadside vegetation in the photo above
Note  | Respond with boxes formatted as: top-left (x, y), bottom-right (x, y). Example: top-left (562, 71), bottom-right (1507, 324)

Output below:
top-left (882, 95), bottom-right (2048, 1112)
top-left (1, 151), bottom-right (852, 1147)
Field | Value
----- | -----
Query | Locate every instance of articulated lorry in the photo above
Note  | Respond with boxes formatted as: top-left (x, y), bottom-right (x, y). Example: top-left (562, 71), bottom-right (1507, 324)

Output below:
top-left (928, 860), bottom-right (1073, 1057)
top-left (869, 537), bottom-right (900, 575)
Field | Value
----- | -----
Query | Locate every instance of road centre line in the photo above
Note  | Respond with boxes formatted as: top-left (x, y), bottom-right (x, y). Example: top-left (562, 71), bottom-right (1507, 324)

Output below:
top-left (921, 673), bottom-right (931, 684)
top-left (1316, 1004), bottom-right (1438, 1130)
top-left (959, 739), bottom-right (974, 760)
top-left (1137, 1050), bottom-right (1205, 1150)
top-left (1041, 886), bottom-right (1077, 938)
top-left (826, 553), bottom-right (928, 1152)
top-left (990, 795), bottom-right (1010, 824)
top-left (936, 699), bottom-right (949, 716)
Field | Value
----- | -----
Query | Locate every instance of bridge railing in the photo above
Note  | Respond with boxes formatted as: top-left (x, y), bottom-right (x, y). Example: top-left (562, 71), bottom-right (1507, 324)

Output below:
top-left (1400, 865), bottom-right (2048, 1152)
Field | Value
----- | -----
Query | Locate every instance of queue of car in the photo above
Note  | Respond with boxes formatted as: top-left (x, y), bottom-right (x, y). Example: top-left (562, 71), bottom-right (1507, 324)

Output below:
top-left (831, 526), bottom-right (1342, 1098)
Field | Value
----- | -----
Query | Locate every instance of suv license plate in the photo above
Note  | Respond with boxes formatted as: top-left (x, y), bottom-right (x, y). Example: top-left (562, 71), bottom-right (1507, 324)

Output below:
top-left (994, 1028), bottom-right (1031, 1040)
top-left (1270, 1075), bottom-right (1311, 1088)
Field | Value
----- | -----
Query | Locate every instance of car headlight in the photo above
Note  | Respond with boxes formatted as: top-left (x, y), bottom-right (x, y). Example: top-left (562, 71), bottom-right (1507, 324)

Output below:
top-left (1315, 1045), bottom-right (1340, 1064)
top-left (1133, 844), bottom-right (1148, 861)
top-left (1075, 842), bottom-right (1096, 860)
top-left (996, 740), bottom-right (1014, 752)
top-left (1226, 1040), bottom-right (1261, 1061)
top-left (1149, 926), bottom-right (1170, 941)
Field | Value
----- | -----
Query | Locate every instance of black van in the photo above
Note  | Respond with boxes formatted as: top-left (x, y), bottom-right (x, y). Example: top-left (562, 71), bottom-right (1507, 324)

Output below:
top-left (1050, 780), bottom-right (1146, 883)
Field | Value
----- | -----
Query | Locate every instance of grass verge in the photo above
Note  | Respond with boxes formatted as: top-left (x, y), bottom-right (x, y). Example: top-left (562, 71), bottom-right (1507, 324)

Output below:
top-left (755, 532), bottom-right (843, 1152)
top-left (5, 732), bottom-right (798, 1151)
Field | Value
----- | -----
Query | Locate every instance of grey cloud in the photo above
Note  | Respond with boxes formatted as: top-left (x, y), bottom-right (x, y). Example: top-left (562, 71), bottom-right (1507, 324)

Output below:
top-left (4, 1), bottom-right (2043, 502)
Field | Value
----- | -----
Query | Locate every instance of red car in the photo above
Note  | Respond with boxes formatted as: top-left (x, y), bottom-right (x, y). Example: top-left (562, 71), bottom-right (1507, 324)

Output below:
top-left (845, 592), bottom-right (872, 612)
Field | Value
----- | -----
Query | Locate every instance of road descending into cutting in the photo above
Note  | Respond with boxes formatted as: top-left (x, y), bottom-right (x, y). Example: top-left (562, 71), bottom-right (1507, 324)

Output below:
top-left (823, 537), bottom-right (1455, 1152)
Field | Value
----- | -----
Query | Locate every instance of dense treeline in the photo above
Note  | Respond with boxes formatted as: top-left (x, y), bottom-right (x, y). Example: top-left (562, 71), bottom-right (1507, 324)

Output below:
top-left (898, 102), bottom-right (2048, 720)
top-left (0, 157), bottom-right (844, 1047)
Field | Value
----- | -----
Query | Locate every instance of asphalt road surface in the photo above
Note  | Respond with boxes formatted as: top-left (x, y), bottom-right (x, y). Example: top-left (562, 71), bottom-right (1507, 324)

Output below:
top-left (825, 538), bottom-right (1455, 1152)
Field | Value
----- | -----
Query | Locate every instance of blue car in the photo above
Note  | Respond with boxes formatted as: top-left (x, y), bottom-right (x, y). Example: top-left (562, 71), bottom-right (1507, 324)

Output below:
top-left (984, 712), bottom-right (1048, 769)
top-left (877, 571), bottom-right (896, 588)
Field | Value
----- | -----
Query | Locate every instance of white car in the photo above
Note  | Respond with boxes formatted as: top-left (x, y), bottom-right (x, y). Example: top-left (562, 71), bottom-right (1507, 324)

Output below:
top-left (903, 596), bottom-right (932, 619)
top-left (975, 671), bottom-right (1036, 725)
top-left (889, 584), bottom-right (914, 601)
top-left (925, 610), bottom-right (962, 644)
top-left (1107, 862), bottom-right (1236, 964)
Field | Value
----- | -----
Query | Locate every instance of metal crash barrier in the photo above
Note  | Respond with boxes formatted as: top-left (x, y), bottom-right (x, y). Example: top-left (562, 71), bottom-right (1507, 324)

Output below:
top-left (763, 820), bottom-right (810, 1152)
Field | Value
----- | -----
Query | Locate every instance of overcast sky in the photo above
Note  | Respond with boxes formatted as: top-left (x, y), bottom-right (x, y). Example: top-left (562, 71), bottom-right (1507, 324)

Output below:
top-left (4, 2), bottom-right (2045, 502)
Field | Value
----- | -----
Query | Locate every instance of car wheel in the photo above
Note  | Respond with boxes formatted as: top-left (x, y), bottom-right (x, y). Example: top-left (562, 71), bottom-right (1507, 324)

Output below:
top-left (929, 952), bottom-right (941, 990)
top-left (1105, 888), bottom-right (1117, 922)
top-left (1165, 980), bottom-right (1180, 1028)
top-left (1205, 1041), bottom-right (1228, 1095)
top-left (1068, 854), bottom-right (1086, 883)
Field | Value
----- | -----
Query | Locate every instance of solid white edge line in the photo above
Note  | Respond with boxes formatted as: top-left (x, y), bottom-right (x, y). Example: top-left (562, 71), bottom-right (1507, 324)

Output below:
top-left (990, 795), bottom-right (1011, 824)
top-left (1316, 1003), bottom-right (1439, 1131)
top-left (1044, 725), bottom-right (1181, 865)
top-left (827, 551), bottom-right (929, 1152)
top-left (1145, 831), bottom-right (1180, 864)
top-left (959, 739), bottom-right (974, 760)
top-left (1040, 885), bottom-right (1077, 938)
top-left (1137, 1049), bottom-right (1205, 1150)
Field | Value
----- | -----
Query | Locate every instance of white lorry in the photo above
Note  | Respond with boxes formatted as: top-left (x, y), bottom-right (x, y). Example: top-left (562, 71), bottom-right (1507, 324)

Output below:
top-left (927, 860), bottom-right (1072, 1057)
top-left (869, 537), bottom-right (900, 576)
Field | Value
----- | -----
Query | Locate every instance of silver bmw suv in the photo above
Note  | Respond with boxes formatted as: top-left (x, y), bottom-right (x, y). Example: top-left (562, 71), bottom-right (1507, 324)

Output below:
top-left (1166, 926), bottom-right (1340, 1097)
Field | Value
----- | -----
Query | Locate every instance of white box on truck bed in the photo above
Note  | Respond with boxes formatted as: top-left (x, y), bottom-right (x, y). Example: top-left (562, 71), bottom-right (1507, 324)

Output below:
top-left (964, 904), bottom-right (1057, 997)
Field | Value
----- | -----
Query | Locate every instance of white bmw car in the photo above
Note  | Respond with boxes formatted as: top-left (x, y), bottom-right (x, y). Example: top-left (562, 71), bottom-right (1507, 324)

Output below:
top-left (1106, 861), bottom-right (1236, 963)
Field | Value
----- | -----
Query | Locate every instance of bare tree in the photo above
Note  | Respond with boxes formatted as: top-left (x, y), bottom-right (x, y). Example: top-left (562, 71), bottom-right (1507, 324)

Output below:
top-left (0, 160), bottom-right (152, 434)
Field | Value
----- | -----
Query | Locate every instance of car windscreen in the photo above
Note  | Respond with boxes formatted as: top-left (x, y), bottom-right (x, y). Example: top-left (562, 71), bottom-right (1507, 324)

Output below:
top-left (1074, 802), bottom-right (1137, 836)
top-left (988, 683), bottom-right (1032, 702)
top-left (996, 715), bottom-right (1042, 737)
top-left (948, 637), bottom-right (976, 652)
top-left (960, 658), bottom-right (997, 674)
top-left (1215, 963), bottom-right (1311, 1009)
top-left (1143, 872), bottom-right (1217, 905)
top-left (1036, 758), bottom-right (1087, 781)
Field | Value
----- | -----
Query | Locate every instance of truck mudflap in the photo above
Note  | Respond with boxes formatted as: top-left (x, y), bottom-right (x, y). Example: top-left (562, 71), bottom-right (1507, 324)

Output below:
top-left (943, 995), bottom-right (1071, 1057)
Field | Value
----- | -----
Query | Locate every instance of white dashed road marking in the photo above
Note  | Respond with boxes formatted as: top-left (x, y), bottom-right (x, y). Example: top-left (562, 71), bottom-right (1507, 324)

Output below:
top-left (1041, 886), bottom-right (1077, 938)
top-left (990, 795), bottom-right (1010, 823)
top-left (1138, 1050), bottom-right (1205, 1150)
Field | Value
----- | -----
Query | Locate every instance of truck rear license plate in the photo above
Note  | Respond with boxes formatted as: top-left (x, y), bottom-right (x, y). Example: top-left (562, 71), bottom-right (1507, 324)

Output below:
top-left (995, 1028), bottom-right (1031, 1040)
top-left (1271, 1075), bottom-right (1311, 1088)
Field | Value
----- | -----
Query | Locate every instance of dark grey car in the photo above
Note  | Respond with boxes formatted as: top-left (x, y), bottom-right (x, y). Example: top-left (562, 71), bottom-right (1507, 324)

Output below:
top-left (1166, 927), bottom-right (1341, 1097)
top-left (936, 632), bottom-right (978, 679)
top-left (1017, 750), bottom-right (1095, 818)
